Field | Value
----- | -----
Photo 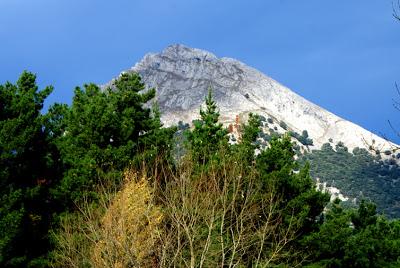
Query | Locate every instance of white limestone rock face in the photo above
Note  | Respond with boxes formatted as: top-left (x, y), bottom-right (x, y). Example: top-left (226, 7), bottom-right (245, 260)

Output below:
top-left (112, 44), bottom-right (397, 152)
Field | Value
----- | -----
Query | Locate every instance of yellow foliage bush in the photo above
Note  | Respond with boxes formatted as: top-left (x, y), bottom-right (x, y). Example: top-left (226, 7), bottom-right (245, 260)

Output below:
top-left (52, 155), bottom-right (296, 267)
top-left (91, 170), bottom-right (163, 268)
top-left (51, 170), bottom-right (163, 268)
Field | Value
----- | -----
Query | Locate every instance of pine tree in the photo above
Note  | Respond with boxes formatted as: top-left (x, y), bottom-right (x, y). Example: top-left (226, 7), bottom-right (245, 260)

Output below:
top-left (186, 88), bottom-right (228, 163)
top-left (256, 135), bottom-right (330, 236)
top-left (236, 113), bottom-right (261, 163)
top-left (138, 101), bottom-right (177, 174)
top-left (0, 71), bottom-right (58, 266)
top-left (54, 72), bottom-right (171, 204)
top-left (302, 199), bottom-right (400, 267)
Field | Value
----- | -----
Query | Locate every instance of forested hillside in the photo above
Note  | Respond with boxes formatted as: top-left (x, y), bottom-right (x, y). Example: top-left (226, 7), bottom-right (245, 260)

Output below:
top-left (301, 143), bottom-right (400, 218)
top-left (1, 72), bottom-right (399, 267)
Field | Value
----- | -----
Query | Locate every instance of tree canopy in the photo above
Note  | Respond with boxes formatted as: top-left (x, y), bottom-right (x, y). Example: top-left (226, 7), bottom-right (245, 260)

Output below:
top-left (0, 71), bottom-right (58, 267)
top-left (1, 71), bottom-right (400, 267)
top-left (186, 88), bottom-right (228, 164)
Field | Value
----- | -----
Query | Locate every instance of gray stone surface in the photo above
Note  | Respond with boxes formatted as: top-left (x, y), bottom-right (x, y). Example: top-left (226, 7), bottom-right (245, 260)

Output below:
top-left (106, 44), bottom-right (397, 152)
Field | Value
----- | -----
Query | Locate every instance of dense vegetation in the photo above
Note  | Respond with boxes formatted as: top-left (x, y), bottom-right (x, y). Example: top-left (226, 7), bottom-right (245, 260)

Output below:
top-left (0, 72), bottom-right (174, 267)
top-left (0, 71), bottom-right (59, 267)
top-left (301, 142), bottom-right (400, 218)
top-left (1, 72), bottom-right (400, 267)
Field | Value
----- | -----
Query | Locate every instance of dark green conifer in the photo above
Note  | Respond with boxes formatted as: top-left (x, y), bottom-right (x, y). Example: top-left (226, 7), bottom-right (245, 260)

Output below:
top-left (236, 113), bottom-right (261, 163)
top-left (186, 88), bottom-right (228, 163)
top-left (55, 72), bottom-right (171, 204)
top-left (256, 135), bottom-right (330, 236)
top-left (0, 71), bottom-right (57, 267)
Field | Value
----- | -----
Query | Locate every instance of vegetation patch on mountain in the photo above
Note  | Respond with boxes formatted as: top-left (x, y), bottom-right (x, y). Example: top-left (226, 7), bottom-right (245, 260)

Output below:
top-left (300, 142), bottom-right (400, 218)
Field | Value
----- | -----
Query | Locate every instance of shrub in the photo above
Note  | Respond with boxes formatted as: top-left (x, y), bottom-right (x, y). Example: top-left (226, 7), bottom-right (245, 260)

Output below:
top-left (158, 147), bottom-right (304, 267)
top-left (279, 121), bottom-right (288, 130)
top-left (51, 170), bottom-right (163, 268)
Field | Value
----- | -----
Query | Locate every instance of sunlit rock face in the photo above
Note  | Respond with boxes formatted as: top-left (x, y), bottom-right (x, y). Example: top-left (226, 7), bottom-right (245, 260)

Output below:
top-left (108, 44), bottom-right (397, 152)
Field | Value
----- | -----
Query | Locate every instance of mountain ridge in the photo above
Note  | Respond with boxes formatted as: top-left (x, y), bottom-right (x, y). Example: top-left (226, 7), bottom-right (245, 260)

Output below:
top-left (107, 44), bottom-right (397, 153)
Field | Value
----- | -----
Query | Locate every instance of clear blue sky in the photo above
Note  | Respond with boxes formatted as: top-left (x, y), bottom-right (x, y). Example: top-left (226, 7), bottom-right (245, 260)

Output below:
top-left (1, 0), bottom-right (400, 142)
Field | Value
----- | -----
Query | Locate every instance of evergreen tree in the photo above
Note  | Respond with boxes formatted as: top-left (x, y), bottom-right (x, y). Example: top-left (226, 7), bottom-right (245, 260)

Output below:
top-left (256, 135), bottom-right (330, 239)
top-left (54, 72), bottom-right (173, 205)
top-left (0, 71), bottom-right (58, 267)
top-left (138, 101), bottom-right (177, 175)
top-left (235, 113), bottom-right (261, 164)
top-left (303, 200), bottom-right (400, 267)
top-left (186, 88), bottom-right (228, 163)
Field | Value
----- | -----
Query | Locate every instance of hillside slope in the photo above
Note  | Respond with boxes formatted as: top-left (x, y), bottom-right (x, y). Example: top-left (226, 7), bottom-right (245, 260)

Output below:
top-left (112, 44), bottom-right (397, 152)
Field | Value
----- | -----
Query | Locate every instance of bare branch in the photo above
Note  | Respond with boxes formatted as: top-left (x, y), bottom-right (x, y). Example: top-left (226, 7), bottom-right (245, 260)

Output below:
top-left (393, 0), bottom-right (400, 20)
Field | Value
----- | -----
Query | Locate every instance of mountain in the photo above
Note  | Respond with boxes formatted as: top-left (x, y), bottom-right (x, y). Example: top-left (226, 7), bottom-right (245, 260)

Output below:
top-left (107, 44), bottom-right (395, 152)
top-left (103, 44), bottom-right (400, 217)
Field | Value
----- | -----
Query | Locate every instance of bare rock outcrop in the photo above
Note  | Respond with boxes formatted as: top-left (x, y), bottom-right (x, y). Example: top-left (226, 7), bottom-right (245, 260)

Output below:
top-left (109, 44), bottom-right (396, 152)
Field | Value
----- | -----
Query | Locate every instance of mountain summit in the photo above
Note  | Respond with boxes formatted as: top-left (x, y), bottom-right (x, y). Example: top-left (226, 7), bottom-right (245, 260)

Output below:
top-left (116, 44), bottom-right (395, 151)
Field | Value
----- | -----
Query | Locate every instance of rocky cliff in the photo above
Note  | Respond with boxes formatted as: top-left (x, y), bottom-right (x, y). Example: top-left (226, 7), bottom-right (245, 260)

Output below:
top-left (108, 44), bottom-right (397, 152)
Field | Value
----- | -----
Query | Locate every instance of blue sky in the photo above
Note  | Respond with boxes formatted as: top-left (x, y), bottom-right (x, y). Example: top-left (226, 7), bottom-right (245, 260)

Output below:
top-left (1, 0), bottom-right (400, 142)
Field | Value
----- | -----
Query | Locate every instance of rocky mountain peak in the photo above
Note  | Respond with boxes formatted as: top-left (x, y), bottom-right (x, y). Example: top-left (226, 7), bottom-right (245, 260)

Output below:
top-left (114, 44), bottom-right (397, 152)
top-left (164, 44), bottom-right (218, 61)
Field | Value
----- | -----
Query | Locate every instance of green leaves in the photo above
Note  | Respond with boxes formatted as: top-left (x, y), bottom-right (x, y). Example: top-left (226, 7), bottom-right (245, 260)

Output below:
top-left (0, 71), bottom-right (57, 267)
top-left (301, 143), bottom-right (400, 218)
top-left (186, 88), bottom-right (228, 164)
top-left (54, 72), bottom-right (172, 204)
top-left (256, 135), bottom-right (296, 174)
top-left (256, 135), bottom-right (330, 237)
top-left (303, 200), bottom-right (400, 267)
top-left (0, 71), bottom-right (176, 266)
top-left (1, 70), bottom-right (400, 267)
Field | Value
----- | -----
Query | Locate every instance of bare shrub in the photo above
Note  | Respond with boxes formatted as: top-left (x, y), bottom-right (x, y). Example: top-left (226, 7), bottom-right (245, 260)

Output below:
top-left (157, 151), bottom-right (299, 267)
top-left (52, 152), bottom-right (301, 267)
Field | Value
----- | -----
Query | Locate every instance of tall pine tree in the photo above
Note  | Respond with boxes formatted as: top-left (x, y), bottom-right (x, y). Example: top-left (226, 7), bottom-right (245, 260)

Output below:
top-left (186, 88), bottom-right (228, 164)
top-left (54, 72), bottom-right (173, 205)
top-left (0, 71), bottom-right (58, 267)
